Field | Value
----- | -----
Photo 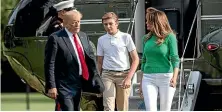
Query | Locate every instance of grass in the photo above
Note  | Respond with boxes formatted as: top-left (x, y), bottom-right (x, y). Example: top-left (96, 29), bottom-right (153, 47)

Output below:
top-left (1, 93), bottom-right (55, 111)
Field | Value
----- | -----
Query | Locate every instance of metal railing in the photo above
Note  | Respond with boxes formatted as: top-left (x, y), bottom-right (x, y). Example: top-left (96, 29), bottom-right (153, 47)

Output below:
top-left (80, 18), bottom-right (134, 24)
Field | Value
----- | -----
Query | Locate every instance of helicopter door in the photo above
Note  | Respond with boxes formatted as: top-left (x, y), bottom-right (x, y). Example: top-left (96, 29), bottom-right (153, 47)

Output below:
top-left (7, 0), bottom-right (52, 80)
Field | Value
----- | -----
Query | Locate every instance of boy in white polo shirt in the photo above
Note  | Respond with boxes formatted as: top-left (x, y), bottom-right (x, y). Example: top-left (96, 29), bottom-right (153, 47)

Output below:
top-left (97, 12), bottom-right (139, 111)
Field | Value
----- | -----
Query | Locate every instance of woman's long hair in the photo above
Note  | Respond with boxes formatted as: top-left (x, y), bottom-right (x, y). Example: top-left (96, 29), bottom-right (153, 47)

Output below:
top-left (145, 7), bottom-right (174, 44)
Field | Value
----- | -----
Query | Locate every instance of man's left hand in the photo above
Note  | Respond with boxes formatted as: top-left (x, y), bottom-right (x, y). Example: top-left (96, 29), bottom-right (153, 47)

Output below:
top-left (121, 77), bottom-right (131, 89)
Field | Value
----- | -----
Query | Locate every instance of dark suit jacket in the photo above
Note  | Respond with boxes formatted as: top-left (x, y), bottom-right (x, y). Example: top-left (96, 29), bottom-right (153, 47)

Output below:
top-left (44, 29), bottom-right (104, 98)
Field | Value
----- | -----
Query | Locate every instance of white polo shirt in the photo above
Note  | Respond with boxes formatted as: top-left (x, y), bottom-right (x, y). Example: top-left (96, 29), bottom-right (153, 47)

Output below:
top-left (97, 30), bottom-right (136, 71)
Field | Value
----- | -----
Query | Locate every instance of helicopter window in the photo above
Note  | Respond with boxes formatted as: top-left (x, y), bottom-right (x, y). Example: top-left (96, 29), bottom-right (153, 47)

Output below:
top-left (117, 10), bottom-right (128, 18)
top-left (14, 3), bottom-right (44, 37)
top-left (75, 0), bottom-right (132, 19)
top-left (8, 2), bottom-right (21, 25)
top-left (13, 0), bottom-right (54, 37)
top-left (36, 17), bottom-right (54, 37)
top-left (201, 19), bottom-right (222, 37)
top-left (118, 12), bottom-right (127, 18)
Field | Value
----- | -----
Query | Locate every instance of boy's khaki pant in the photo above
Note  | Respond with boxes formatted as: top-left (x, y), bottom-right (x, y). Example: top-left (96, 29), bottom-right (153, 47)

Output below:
top-left (101, 70), bottom-right (131, 111)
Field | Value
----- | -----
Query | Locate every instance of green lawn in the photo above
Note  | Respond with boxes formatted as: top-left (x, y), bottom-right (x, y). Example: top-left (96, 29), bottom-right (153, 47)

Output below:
top-left (1, 93), bottom-right (55, 111)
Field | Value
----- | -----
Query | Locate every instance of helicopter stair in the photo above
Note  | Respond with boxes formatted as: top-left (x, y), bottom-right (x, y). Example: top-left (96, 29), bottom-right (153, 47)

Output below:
top-left (128, 69), bottom-right (192, 111)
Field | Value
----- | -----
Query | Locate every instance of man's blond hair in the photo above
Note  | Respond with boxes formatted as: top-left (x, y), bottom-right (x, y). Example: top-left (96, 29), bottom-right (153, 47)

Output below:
top-left (102, 12), bottom-right (118, 23)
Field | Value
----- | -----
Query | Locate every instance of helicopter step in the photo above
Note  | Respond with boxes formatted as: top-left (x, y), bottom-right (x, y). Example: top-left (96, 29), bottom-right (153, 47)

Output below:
top-left (129, 84), bottom-right (185, 111)
top-left (181, 71), bottom-right (222, 111)
top-left (192, 78), bottom-right (222, 111)
top-left (129, 95), bottom-right (183, 111)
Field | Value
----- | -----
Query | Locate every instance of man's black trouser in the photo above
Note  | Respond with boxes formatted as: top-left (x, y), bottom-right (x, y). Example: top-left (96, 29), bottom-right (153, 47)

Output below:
top-left (55, 89), bottom-right (81, 111)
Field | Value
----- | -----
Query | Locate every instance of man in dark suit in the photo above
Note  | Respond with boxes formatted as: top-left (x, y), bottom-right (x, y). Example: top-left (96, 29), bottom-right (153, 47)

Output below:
top-left (44, 9), bottom-right (104, 111)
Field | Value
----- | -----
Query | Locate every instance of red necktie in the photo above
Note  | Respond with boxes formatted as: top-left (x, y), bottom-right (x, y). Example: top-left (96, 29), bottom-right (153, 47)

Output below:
top-left (73, 34), bottom-right (89, 80)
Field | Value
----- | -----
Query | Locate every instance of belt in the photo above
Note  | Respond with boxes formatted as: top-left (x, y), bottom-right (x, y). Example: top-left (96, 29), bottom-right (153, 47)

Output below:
top-left (103, 69), bottom-right (129, 72)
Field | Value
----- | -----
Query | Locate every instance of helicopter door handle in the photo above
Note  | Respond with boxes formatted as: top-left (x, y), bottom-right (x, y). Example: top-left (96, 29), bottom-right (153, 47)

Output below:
top-left (13, 38), bottom-right (25, 47)
top-left (3, 26), bottom-right (15, 48)
top-left (3, 26), bottom-right (24, 48)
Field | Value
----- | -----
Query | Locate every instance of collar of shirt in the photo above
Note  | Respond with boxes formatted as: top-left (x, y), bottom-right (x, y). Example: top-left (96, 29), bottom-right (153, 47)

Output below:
top-left (64, 28), bottom-right (84, 75)
top-left (65, 28), bottom-right (74, 37)
top-left (64, 28), bottom-right (84, 53)
top-left (107, 30), bottom-right (121, 39)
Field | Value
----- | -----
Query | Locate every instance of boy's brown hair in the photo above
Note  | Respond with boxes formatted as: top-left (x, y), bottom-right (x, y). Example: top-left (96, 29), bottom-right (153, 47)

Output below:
top-left (102, 12), bottom-right (119, 23)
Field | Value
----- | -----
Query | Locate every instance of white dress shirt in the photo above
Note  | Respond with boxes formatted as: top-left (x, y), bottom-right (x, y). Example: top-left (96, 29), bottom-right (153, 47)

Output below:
top-left (65, 28), bottom-right (84, 75)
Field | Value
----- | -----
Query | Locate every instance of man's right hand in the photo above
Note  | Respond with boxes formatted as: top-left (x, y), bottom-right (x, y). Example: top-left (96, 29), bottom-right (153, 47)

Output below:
top-left (47, 88), bottom-right (58, 99)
